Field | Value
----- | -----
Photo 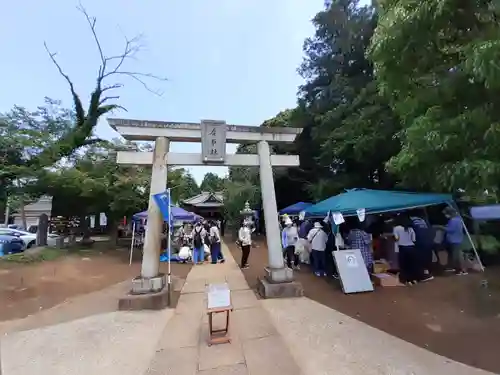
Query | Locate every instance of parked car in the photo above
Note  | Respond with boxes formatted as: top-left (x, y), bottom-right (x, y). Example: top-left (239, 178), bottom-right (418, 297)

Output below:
top-left (0, 228), bottom-right (59, 248)
top-left (0, 234), bottom-right (25, 255)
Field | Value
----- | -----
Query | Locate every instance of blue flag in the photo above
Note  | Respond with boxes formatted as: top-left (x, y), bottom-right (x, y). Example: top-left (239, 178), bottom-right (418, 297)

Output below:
top-left (153, 190), bottom-right (172, 227)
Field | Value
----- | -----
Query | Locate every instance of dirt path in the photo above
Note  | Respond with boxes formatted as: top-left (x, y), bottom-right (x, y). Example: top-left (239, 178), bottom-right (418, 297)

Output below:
top-left (0, 248), bottom-right (191, 324)
top-left (227, 236), bottom-right (500, 374)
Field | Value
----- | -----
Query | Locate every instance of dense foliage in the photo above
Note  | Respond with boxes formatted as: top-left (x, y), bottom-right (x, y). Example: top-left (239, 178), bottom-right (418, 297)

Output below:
top-left (228, 0), bottom-right (500, 210)
top-left (370, 0), bottom-right (500, 200)
top-left (200, 172), bottom-right (225, 193)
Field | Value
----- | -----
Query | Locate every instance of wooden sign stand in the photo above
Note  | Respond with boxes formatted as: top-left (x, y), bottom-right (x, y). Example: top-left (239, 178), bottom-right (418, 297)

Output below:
top-left (207, 306), bottom-right (233, 346)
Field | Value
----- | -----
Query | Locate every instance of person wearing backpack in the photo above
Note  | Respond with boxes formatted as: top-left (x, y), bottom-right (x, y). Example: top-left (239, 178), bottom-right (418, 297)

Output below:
top-left (209, 220), bottom-right (222, 264)
top-left (191, 221), bottom-right (206, 264)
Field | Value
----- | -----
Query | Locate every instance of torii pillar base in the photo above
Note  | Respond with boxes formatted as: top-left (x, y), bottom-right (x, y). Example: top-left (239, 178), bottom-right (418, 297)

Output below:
top-left (118, 274), bottom-right (170, 311)
top-left (257, 267), bottom-right (304, 299)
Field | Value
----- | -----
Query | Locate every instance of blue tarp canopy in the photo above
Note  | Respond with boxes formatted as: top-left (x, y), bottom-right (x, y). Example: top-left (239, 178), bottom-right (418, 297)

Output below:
top-left (304, 188), bottom-right (453, 217)
top-left (470, 205), bottom-right (500, 220)
top-left (132, 206), bottom-right (201, 222)
top-left (279, 202), bottom-right (313, 215)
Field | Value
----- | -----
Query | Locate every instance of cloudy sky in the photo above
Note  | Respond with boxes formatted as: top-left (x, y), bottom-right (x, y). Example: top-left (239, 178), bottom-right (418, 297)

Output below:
top-left (0, 0), bottom-right (366, 183)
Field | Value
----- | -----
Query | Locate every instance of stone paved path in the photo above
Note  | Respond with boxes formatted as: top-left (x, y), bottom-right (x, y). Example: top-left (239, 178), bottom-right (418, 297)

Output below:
top-left (145, 243), bottom-right (302, 375)
top-left (1, 309), bottom-right (173, 375)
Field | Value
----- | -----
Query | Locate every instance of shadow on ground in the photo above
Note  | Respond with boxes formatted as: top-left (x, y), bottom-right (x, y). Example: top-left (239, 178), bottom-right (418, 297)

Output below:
top-left (0, 242), bottom-right (192, 327)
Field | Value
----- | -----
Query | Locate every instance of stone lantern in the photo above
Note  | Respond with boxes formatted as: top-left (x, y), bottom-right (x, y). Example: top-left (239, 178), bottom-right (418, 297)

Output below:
top-left (240, 201), bottom-right (255, 233)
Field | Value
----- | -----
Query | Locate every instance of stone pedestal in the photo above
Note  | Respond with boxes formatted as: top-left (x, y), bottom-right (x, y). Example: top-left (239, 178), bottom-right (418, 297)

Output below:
top-left (131, 274), bottom-right (166, 294)
top-left (257, 277), bottom-right (304, 299)
top-left (118, 274), bottom-right (170, 310)
top-left (118, 288), bottom-right (170, 310)
top-left (264, 266), bottom-right (294, 283)
top-left (257, 267), bottom-right (303, 298)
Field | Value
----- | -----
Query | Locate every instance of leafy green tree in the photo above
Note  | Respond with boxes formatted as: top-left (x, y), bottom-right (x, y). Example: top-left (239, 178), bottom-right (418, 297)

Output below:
top-left (298, 0), bottom-right (401, 199)
top-left (30, 144), bottom-right (202, 242)
top-left (200, 172), bottom-right (225, 192)
top-left (224, 144), bottom-right (261, 229)
top-left (261, 109), bottom-right (317, 206)
top-left (0, 98), bottom-right (86, 225)
top-left (370, 0), bottom-right (500, 199)
top-left (35, 143), bottom-right (150, 242)
top-left (168, 168), bottom-right (201, 203)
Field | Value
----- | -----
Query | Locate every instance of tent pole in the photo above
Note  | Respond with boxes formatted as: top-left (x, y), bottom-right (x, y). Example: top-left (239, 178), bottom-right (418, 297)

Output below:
top-left (167, 188), bottom-right (172, 306)
top-left (447, 203), bottom-right (485, 272)
top-left (129, 221), bottom-right (136, 266)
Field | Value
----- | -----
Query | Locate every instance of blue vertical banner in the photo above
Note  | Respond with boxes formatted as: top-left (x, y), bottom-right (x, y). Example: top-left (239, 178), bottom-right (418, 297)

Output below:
top-left (153, 190), bottom-right (172, 228)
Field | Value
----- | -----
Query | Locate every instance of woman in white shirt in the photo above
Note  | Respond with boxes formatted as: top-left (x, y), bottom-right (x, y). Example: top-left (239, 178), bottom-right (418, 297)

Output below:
top-left (282, 218), bottom-right (300, 270)
top-left (238, 220), bottom-right (252, 269)
top-left (393, 215), bottom-right (425, 285)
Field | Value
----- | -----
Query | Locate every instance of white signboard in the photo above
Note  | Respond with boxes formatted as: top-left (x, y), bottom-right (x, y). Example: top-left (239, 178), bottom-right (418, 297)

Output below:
top-left (332, 212), bottom-right (345, 225)
top-left (90, 215), bottom-right (95, 228)
top-left (99, 213), bottom-right (107, 227)
top-left (201, 120), bottom-right (226, 163)
top-left (333, 249), bottom-right (374, 294)
top-left (207, 283), bottom-right (231, 309)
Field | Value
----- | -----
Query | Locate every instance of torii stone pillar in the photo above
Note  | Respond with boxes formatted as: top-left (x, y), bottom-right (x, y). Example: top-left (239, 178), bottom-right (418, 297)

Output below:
top-left (110, 118), bottom-right (303, 309)
top-left (258, 141), bottom-right (285, 269)
top-left (141, 137), bottom-right (169, 279)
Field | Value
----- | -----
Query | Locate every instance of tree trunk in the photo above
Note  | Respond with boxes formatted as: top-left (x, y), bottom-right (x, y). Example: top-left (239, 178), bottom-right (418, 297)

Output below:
top-left (79, 215), bottom-right (94, 247)
top-left (80, 215), bottom-right (90, 239)
top-left (20, 201), bottom-right (27, 229)
top-left (108, 218), bottom-right (119, 247)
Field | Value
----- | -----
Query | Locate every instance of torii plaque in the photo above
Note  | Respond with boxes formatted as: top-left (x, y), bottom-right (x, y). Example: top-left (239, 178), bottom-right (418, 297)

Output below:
top-left (201, 120), bottom-right (226, 163)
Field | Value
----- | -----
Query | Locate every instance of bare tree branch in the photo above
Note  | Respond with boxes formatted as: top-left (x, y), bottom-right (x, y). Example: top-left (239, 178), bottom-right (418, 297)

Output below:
top-left (45, 1), bottom-right (168, 138)
top-left (43, 42), bottom-right (72, 87)
top-left (102, 83), bottom-right (123, 93)
top-left (102, 35), bottom-right (144, 77)
top-left (111, 71), bottom-right (166, 95)
top-left (99, 96), bottom-right (120, 106)
top-left (77, 2), bottom-right (106, 76)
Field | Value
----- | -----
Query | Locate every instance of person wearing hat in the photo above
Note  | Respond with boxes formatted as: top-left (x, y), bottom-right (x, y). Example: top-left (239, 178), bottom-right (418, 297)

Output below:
top-left (307, 221), bottom-right (329, 276)
top-left (443, 207), bottom-right (467, 275)
top-left (282, 217), bottom-right (300, 269)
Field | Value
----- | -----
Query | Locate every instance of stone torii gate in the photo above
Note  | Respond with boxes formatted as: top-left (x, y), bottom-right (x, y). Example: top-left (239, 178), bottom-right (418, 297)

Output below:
top-left (110, 118), bottom-right (304, 308)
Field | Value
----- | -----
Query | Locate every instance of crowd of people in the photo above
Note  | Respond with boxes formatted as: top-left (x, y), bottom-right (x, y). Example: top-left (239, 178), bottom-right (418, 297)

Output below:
top-left (175, 220), bottom-right (224, 265)
top-left (278, 205), bottom-right (469, 286)
top-left (171, 205), bottom-right (469, 288)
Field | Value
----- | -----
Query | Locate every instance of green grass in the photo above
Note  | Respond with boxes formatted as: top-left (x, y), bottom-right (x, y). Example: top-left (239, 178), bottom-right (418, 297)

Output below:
top-left (1, 247), bottom-right (65, 264)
